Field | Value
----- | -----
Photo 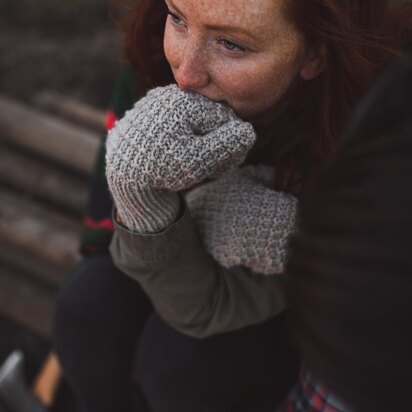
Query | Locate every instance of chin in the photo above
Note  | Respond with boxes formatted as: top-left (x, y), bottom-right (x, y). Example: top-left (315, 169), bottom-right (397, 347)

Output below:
top-left (227, 102), bottom-right (264, 120)
top-left (232, 107), bottom-right (256, 121)
top-left (202, 94), bottom-right (227, 106)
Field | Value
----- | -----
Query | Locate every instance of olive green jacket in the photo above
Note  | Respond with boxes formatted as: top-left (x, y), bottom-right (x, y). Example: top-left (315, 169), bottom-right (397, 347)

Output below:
top-left (109, 200), bottom-right (287, 338)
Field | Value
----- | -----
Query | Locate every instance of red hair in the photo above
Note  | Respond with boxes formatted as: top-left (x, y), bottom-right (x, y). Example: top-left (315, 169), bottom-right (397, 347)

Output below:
top-left (116, 0), bottom-right (412, 191)
top-left (284, 0), bottom-right (412, 178)
top-left (115, 0), bottom-right (172, 91)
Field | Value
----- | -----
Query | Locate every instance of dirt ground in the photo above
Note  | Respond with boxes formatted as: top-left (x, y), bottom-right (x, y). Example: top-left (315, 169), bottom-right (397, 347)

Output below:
top-left (0, 0), bottom-right (124, 108)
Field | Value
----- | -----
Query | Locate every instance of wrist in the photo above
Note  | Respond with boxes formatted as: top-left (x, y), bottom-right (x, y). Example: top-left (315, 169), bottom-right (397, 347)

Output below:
top-left (115, 188), bottom-right (180, 234)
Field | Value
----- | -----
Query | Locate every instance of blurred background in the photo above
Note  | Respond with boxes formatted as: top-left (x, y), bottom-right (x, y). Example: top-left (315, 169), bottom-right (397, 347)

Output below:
top-left (0, 1), bottom-right (124, 410)
top-left (0, 0), bottom-right (121, 105)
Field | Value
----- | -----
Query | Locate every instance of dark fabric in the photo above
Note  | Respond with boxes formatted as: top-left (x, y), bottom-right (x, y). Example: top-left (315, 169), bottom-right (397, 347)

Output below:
top-left (53, 255), bottom-right (152, 412)
top-left (53, 254), bottom-right (299, 412)
top-left (286, 57), bottom-right (412, 412)
top-left (137, 312), bottom-right (298, 412)
top-left (80, 66), bottom-right (139, 256)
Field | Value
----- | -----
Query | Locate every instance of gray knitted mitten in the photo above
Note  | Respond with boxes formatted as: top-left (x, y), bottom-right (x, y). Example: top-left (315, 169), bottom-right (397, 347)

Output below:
top-left (185, 166), bottom-right (298, 275)
top-left (105, 85), bottom-right (256, 233)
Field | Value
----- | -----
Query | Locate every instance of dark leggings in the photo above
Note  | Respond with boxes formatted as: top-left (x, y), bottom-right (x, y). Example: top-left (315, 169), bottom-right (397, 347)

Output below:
top-left (53, 254), bottom-right (299, 412)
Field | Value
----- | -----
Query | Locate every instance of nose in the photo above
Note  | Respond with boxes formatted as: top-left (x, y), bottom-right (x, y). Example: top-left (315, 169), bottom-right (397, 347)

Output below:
top-left (174, 39), bottom-right (210, 92)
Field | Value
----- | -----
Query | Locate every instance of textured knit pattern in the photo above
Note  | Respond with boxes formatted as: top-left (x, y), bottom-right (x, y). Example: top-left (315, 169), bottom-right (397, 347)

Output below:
top-left (105, 84), bottom-right (257, 233)
top-left (186, 166), bottom-right (297, 275)
top-left (277, 369), bottom-right (351, 412)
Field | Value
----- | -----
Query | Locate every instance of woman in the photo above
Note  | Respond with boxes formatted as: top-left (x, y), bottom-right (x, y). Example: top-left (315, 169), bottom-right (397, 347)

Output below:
top-left (53, 1), bottom-right (411, 411)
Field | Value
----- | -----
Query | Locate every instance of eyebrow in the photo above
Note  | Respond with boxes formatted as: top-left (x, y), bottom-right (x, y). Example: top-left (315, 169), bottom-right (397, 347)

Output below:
top-left (166, 0), bottom-right (259, 43)
top-left (204, 23), bottom-right (259, 42)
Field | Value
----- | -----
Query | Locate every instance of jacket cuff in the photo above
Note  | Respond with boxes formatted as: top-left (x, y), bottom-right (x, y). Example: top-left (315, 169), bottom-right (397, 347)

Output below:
top-left (109, 196), bottom-right (193, 267)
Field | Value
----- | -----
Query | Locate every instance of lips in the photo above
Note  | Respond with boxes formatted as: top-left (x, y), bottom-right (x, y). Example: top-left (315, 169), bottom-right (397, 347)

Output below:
top-left (199, 93), bottom-right (226, 104)
top-left (190, 90), bottom-right (227, 105)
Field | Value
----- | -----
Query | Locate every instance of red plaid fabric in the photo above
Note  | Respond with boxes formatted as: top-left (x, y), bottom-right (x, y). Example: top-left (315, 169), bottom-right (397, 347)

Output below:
top-left (277, 369), bottom-right (351, 412)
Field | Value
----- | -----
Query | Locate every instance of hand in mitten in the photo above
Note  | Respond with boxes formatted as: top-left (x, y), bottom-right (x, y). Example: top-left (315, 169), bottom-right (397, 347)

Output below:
top-left (185, 166), bottom-right (298, 275)
top-left (105, 84), bottom-right (256, 233)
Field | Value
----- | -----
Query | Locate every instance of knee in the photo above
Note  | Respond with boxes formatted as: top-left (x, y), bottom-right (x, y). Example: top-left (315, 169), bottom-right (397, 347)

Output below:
top-left (53, 254), bottom-right (151, 351)
top-left (136, 315), bottom-right (202, 409)
top-left (53, 255), bottom-right (114, 342)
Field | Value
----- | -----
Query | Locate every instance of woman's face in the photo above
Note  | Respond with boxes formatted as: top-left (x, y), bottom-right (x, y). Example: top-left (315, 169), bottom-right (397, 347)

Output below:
top-left (163, 0), bottom-right (317, 120)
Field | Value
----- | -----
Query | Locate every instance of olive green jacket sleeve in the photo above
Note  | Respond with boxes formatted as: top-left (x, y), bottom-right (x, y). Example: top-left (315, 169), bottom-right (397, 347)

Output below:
top-left (109, 201), bottom-right (287, 338)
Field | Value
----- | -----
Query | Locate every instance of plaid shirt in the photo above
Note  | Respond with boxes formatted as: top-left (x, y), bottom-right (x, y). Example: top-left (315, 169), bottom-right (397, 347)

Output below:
top-left (278, 369), bottom-right (351, 412)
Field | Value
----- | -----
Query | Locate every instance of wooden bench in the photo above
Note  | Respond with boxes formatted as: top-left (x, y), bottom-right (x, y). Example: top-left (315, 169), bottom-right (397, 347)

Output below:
top-left (0, 94), bottom-right (104, 338)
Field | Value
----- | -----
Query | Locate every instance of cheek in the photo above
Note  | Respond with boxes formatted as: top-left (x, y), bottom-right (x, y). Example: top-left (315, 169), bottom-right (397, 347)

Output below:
top-left (163, 26), bottom-right (180, 70)
top-left (215, 59), bottom-right (300, 118)
top-left (222, 41), bottom-right (306, 117)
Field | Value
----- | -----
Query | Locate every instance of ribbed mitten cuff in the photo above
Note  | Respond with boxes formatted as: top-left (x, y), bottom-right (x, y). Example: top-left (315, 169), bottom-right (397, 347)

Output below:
top-left (109, 179), bottom-right (180, 234)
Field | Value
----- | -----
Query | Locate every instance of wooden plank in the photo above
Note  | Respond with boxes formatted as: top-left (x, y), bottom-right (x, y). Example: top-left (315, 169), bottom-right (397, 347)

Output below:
top-left (33, 91), bottom-right (106, 132)
top-left (0, 142), bottom-right (88, 215)
top-left (0, 265), bottom-right (55, 338)
top-left (0, 241), bottom-right (71, 287)
top-left (0, 189), bottom-right (82, 272)
top-left (0, 95), bottom-right (99, 175)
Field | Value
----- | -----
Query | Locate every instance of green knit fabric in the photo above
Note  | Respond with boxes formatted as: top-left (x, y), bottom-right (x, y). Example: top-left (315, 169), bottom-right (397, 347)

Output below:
top-left (79, 65), bottom-right (139, 256)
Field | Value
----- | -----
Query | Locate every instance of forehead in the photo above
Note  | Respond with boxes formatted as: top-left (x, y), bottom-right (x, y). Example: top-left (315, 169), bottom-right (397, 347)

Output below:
top-left (169, 0), bottom-right (291, 35)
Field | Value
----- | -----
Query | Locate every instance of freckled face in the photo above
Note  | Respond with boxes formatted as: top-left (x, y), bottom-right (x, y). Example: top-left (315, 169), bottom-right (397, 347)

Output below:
top-left (163, 0), bottom-right (308, 120)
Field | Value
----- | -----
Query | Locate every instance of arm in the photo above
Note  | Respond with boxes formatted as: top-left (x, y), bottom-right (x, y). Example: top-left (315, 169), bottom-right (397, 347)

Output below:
top-left (105, 85), bottom-right (289, 337)
top-left (109, 200), bottom-right (287, 338)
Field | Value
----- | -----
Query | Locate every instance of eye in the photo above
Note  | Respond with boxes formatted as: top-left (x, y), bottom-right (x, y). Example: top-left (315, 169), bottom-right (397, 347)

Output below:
top-left (167, 11), bottom-right (184, 26)
top-left (218, 38), bottom-right (246, 53)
